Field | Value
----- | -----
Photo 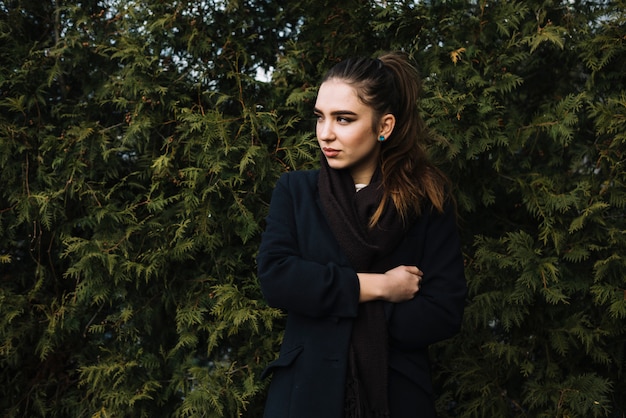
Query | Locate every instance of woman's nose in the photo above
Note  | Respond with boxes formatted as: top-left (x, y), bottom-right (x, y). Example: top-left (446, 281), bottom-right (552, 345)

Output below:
top-left (317, 120), bottom-right (334, 141)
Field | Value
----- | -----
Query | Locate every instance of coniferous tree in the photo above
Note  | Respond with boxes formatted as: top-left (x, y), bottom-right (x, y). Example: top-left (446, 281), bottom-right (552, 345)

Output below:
top-left (1, 0), bottom-right (624, 417)
top-left (1, 1), bottom-right (298, 416)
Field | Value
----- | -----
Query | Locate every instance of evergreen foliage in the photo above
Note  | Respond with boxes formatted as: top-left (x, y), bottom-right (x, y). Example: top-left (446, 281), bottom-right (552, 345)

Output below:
top-left (0, 0), bottom-right (624, 416)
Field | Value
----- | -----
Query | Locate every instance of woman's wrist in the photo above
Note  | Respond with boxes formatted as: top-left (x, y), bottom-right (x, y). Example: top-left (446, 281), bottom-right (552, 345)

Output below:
top-left (357, 272), bottom-right (386, 302)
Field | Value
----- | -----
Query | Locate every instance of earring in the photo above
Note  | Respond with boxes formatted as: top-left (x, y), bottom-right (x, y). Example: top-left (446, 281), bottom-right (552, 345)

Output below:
top-left (378, 135), bottom-right (386, 142)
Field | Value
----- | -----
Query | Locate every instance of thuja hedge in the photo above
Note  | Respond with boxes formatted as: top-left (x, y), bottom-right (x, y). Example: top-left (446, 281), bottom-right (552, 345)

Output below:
top-left (0, 0), bottom-right (624, 416)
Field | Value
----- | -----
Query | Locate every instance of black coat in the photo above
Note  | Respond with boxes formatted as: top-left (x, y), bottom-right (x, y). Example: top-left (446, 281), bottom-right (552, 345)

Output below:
top-left (257, 170), bottom-right (467, 418)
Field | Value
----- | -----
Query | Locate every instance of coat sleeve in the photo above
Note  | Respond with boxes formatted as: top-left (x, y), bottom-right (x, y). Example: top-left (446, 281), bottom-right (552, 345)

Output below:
top-left (388, 200), bottom-right (467, 349)
top-left (257, 173), bottom-right (361, 319)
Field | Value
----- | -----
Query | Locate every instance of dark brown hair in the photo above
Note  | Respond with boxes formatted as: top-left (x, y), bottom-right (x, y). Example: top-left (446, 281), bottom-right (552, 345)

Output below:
top-left (321, 52), bottom-right (450, 226)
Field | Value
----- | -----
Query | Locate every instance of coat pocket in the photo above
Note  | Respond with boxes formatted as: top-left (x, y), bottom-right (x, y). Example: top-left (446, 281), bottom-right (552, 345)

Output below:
top-left (261, 345), bottom-right (303, 379)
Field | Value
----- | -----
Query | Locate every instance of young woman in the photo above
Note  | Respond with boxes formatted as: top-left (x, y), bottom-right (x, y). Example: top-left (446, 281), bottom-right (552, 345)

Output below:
top-left (257, 52), bottom-right (467, 418)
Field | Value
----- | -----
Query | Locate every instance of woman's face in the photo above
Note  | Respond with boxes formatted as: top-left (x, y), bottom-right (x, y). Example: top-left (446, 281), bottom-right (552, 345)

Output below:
top-left (314, 79), bottom-right (381, 185)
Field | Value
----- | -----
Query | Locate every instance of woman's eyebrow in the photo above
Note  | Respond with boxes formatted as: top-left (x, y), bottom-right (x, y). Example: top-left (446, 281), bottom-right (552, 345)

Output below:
top-left (313, 108), bottom-right (358, 116)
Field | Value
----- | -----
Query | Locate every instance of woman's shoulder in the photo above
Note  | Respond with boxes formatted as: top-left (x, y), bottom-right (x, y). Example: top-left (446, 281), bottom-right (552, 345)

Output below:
top-left (277, 169), bottom-right (320, 189)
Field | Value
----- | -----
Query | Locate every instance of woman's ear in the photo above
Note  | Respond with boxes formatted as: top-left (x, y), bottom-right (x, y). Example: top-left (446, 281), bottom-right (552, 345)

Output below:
top-left (379, 113), bottom-right (396, 139)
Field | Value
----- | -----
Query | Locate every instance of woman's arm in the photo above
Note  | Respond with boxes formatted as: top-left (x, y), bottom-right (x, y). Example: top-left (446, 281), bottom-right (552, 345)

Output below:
top-left (257, 173), bottom-right (361, 319)
top-left (357, 265), bottom-right (423, 302)
top-left (387, 201), bottom-right (467, 349)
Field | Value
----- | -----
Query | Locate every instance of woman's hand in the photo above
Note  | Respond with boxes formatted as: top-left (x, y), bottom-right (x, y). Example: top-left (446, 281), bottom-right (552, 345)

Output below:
top-left (357, 265), bottom-right (423, 303)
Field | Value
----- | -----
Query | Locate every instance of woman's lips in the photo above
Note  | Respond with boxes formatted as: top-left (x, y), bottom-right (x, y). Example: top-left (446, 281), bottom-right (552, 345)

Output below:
top-left (322, 147), bottom-right (340, 157)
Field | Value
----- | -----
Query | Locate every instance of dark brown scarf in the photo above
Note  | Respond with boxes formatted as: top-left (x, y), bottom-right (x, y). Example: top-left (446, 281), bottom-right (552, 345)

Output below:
top-left (318, 156), bottom-right (413, 418)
